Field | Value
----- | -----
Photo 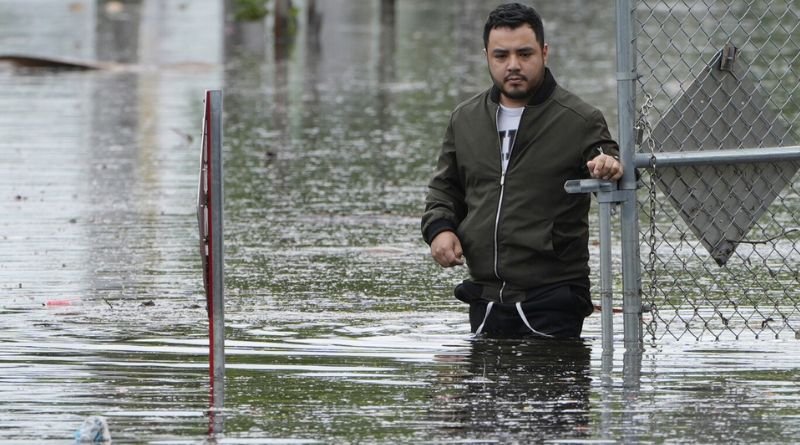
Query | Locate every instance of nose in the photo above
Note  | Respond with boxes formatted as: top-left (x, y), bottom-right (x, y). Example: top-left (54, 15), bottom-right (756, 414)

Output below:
top-left (507, 54), bottom-right (521, 71)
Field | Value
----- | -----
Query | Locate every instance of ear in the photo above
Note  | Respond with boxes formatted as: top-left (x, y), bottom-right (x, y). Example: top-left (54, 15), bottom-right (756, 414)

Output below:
top-left (542, 43), bottom-right (549, 64)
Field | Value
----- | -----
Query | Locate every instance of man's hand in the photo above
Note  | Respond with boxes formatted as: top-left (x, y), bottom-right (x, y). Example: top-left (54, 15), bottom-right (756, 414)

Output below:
top-left (430, 231), bottom-right (465, 267)
top-left (587, 154), bottom-right (623, 181)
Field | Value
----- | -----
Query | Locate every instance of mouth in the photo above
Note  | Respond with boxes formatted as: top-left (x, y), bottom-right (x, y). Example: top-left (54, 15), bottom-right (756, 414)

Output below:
top-left (505, 75), bottom-right (526, 84)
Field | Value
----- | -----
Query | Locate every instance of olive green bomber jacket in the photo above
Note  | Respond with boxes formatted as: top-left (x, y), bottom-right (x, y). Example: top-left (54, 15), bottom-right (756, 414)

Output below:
top-left (421, 69), bottom-right (619, 299)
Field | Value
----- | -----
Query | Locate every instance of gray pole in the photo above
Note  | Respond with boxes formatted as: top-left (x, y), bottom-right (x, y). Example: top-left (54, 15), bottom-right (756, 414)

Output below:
top-left (615, 0), bottom-right (643, 348)
top-left (563, 179), bottom-right (622, 355)
top-left (634, 146), bottom-right (800, 168)
top-left (598, 198), bottom-right (614, 353)
top-left (209, 90), bottom-right (225, 411)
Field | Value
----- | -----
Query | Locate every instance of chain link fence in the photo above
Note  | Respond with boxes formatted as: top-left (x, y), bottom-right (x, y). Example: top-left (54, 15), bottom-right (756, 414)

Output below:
top-left (634, 0), bottom-right (800, 341)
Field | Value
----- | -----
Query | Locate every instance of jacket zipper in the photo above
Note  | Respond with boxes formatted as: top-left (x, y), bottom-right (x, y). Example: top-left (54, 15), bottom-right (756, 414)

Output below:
top-left (493, 105), bottom-right (520, 303)
top-left (494, 172), bottom-right (506, 302)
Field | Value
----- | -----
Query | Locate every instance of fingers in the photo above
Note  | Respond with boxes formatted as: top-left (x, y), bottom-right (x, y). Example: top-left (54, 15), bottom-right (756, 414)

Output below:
top-left (443, 251), bottom-right (465, 267)
top-left (453, 242), bottom-right (463, 262)
top-left (587, 154), bottom-right (623, 181)
top-left (430, 231), bottom-right (465, 268)
top-left (434, 244), bottom-right (464, 267)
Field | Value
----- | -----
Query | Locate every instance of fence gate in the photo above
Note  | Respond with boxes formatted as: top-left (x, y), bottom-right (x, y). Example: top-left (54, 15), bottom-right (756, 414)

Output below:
top-left (631, 0), bottom-right (800, 341)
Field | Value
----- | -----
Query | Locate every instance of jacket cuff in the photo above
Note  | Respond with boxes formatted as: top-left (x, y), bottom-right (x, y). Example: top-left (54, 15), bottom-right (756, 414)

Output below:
top-left (423, 220), bottom-right (458, 245)
top-left (594, 144), bottom-right (620, 160)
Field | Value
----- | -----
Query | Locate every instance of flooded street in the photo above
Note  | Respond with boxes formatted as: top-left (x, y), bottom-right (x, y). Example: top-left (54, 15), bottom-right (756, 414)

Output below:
top-left (2, 0), bottom-right (800, 443)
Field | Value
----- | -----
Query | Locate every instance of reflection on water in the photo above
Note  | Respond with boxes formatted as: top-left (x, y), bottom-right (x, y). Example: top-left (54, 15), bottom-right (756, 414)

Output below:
top-left (429, 339), bottom-right (592, 442)
top-left (2, 0), bottom-right (800, 443)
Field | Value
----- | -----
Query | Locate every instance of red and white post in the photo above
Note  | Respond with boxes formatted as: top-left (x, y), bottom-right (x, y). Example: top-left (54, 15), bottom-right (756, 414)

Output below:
top-left (198, 89), bottom-right (225, 428)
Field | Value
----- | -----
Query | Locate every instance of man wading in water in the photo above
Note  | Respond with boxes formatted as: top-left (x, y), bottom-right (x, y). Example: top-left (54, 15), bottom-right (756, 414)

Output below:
top-left (421, 2), bottom-right (623, 338)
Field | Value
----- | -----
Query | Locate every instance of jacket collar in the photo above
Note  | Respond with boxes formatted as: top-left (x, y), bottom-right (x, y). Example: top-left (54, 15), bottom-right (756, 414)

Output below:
top-left (489, 67), bottom-right (557, 107)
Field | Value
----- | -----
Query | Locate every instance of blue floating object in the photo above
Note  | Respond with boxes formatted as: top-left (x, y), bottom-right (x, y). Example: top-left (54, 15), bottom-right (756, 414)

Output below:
top-left (74, 415), bottom-right (111, 443)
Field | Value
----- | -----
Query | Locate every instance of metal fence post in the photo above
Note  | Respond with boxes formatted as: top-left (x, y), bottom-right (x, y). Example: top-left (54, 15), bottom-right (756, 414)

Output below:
top-left (208, 90), bottom-right (225, 412)
top-left (564, 179), bottom-right (624, 353)
top-left (615, 0), bottom-right (642, 347)
top-left (598, 194), bottom-right (614, 353)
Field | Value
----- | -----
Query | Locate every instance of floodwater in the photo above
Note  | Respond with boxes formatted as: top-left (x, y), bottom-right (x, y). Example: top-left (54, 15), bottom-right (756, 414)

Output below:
top-left (2, 0), bottom-right (800, 443)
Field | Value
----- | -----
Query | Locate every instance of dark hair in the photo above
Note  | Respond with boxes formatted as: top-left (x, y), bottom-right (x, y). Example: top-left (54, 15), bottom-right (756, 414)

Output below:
top-left (483, 3), bottom-right (545, 49)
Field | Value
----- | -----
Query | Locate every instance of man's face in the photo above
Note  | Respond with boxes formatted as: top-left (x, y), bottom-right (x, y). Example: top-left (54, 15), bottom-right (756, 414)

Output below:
top-left (485, 25), bottom-right (548, 107)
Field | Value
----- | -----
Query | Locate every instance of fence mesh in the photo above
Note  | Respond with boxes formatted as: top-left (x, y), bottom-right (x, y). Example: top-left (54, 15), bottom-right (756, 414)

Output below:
top-left (635, 0), bottom-right (800, 340)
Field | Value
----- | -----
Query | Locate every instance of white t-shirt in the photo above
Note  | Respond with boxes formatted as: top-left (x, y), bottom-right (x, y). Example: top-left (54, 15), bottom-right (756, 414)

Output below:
top-left (497, 104), bottom-right (524, 173)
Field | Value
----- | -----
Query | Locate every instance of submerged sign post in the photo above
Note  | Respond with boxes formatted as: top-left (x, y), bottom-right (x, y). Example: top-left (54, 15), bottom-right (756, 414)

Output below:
top-left (198, 90), bottom-right (225, 416)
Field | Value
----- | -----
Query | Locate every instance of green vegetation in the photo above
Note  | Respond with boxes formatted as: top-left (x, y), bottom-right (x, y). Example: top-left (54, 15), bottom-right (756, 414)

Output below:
top-left (233, 0), bottom-right (269, 21)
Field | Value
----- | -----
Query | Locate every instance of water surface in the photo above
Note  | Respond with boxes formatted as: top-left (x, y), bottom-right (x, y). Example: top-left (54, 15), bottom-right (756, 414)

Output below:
top-left (2, 1), bottom-right (800, 443)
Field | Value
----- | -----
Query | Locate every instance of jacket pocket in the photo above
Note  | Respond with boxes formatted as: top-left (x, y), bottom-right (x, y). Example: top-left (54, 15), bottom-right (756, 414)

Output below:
top-left (500, 216), bottom-right (555, 257)
top-left (457, 209), bottom-right (496, 278)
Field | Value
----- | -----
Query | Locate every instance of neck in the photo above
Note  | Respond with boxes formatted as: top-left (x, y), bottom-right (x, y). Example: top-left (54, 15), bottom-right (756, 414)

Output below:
top-left (500, 95), bottom-right (528, 108)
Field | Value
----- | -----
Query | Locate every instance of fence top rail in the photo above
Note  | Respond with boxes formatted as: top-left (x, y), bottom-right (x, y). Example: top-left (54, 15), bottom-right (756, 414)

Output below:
top-left (634, 146), bottom-right (800, 169)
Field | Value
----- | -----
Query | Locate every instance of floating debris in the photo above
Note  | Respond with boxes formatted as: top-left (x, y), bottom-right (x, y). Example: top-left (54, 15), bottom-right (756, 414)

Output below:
top-left (74, 415), bottom-right (111, 443)
top-left (0, 54), bottom-right (102, 70)
top-left (44, 299), bottom-right (77, 307)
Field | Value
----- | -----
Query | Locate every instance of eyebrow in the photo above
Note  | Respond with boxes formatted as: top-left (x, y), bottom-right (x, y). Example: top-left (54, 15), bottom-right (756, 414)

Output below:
top-left (491, 46), bottom-right (536, 55)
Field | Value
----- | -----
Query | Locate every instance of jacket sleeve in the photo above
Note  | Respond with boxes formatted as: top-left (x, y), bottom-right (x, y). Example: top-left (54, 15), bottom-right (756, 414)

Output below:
top-left (421, 114), bottom-right (467, 245)
top-left (580, 109), bottom-right (620, 177)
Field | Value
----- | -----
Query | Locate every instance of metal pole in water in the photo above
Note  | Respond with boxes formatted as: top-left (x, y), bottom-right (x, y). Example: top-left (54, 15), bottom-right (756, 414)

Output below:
top-left (615, 0), bottom-right (643, 349)
top-left (202, 89), bottom-right (225, 418)
top-left (598, 198), bottom-right (614, 354)
top-left (563, 179), bottom-right (620, 355)
top-left (210, 90), bottom-right (225, 410)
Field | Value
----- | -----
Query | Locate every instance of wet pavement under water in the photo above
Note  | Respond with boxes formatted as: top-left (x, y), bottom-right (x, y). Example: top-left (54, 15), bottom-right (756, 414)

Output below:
top-left (2, 1), bottom-right (800, 443)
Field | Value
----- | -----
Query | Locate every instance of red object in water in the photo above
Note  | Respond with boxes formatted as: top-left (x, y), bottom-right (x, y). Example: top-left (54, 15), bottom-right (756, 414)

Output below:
top-left (199, 90), bottom-right (225, 428)
top-left (44, 299), bottom-right (76, 306)
top-left (199, 91), bottom-right (216, 403)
